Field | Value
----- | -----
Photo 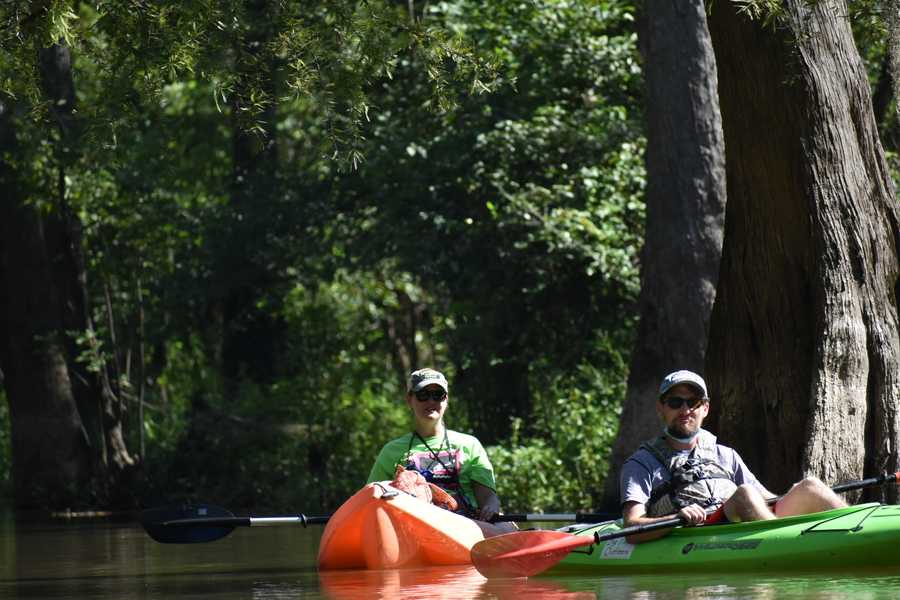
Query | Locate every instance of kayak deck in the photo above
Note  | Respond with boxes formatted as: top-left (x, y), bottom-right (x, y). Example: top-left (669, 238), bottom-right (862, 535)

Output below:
top-left (548, 503), bottom-right (900, 574)
top-left (317, 481), bottom-right (487, 570)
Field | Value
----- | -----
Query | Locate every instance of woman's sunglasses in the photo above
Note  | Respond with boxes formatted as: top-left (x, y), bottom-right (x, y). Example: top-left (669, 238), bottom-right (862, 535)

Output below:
top-left (415, 389), bottom-right (448, 402)
top-left (661, 395), bottom-right (705, 410)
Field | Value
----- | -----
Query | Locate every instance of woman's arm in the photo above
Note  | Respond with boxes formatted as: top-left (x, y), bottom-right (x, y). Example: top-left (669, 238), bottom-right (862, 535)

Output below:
top-left (472, 481), bottom-right (502, 522)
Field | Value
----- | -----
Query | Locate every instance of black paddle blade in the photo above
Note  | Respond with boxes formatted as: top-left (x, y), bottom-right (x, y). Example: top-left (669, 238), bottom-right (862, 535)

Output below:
top-left (140, 504), bottom-right (236, 544)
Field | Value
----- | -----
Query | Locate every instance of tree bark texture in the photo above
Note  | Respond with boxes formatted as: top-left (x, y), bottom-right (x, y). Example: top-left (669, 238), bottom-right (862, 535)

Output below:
top-left (601, 0), bottom-right (726, 509)
top-left (707, 1), bottom-right (900, 498)
top-left (887, 1), bottom-right (900, 126)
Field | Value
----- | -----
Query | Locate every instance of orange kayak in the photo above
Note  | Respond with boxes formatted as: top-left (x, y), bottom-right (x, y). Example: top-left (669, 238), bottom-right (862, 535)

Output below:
top-left (317, 482), bottom-right (487, 569)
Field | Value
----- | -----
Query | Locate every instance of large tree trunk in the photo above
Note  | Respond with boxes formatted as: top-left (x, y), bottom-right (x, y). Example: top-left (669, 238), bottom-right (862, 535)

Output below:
top-left (0, 94), bottom-right (93, 507)
top-left (706, 1), bottom-right (900, 498)
top-left (0, 43), bottom-right (136, 508)
top-left (601, 0), bottom-right (726, 510)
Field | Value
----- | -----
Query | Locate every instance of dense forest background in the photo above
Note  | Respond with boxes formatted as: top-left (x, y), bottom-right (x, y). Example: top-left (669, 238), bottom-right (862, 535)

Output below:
top-left (1, 0), bottom-right (897, 514)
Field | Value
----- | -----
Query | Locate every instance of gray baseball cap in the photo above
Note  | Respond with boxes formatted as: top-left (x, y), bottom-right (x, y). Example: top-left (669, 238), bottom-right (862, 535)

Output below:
top-left (658, 370), bottom-right (708, 399)
top-left (407, 368), bottom-right (449, 393)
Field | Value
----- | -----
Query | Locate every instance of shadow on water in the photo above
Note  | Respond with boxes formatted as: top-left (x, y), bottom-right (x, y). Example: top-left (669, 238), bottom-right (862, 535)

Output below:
top-left (2, 511), bottom-right (900, 599)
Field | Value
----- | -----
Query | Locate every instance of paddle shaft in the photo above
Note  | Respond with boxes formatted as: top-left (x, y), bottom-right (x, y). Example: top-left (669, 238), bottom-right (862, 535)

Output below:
top-left (498, 512), bottom-right (616, 523)
top-left (161, 515), bottom-right (330, 528)
top-left (830, 471), bottom-right (900, 494)
top-left (159, 511), bottom-right (617, 529)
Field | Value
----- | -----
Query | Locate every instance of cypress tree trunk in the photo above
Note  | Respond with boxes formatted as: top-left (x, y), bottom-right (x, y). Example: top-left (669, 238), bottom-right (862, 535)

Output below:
top-left (706, 0), bottom-right (900, 497)
top-left (601, 0), bottom-right (726, 509)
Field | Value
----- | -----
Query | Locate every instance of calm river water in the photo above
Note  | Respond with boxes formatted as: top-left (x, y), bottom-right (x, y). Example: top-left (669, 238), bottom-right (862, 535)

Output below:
top-left (2, 511), bottom-right (900, 599)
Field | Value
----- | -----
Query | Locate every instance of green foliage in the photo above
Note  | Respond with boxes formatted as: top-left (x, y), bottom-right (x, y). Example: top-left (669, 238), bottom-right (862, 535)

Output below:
top-left (333, 0), bottom-right (644, 442)
top-left (142, 269), bottom-right (430, 511)
top-left (69, 328), bottom-right (110, 375)
top-left (729, 0), bottom-right (783, 25)
top-left (146, 338), bottom-right (212, 452)
top-left (847, 3), bottom-right (900, 186)
top-left (0, 0), bottom-right (643, 510)
top-left (0, 1), bottom-right (499, 168)
top-left (490, 354), bottom-right (626, 511)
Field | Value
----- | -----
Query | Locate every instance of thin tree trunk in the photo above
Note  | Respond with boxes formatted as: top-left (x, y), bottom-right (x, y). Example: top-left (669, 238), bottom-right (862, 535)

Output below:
top-left (137, 276), bottom-right (146, 460)
top-left (707, 0), bottom-right (900, 498)
top-left (210, 0), bottom-right (283, 400)
top-left (601, 0), bottom-right (726, 510)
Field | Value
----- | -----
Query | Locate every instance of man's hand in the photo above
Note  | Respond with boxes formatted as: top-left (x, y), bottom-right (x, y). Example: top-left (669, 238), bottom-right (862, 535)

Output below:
top-left (677, 503), bottom-right (708, 526)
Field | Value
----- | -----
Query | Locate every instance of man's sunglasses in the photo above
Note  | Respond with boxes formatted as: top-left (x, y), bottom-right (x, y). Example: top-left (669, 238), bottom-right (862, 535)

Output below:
top-left (415, 389), bottom-right (448, 402)
top-left (661, 395), bottom-right (705, 410)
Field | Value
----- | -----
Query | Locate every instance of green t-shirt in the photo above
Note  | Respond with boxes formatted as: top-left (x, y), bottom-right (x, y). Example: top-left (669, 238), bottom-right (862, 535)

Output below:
top-left (367, 429), bottom-right (497, 509)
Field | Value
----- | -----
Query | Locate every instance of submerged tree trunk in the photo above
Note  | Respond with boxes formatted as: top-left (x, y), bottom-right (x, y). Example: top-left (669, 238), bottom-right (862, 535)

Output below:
top-left (706, 1), bottom-right (900, 498)
top-left (601, 0), bottom-right (726, 510)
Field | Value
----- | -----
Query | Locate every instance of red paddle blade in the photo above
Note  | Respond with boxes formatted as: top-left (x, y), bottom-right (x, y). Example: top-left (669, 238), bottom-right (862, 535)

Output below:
top-left (706, 504), bottom-right (726, 524)
top-left (471, 530), bottom-right (594, 578)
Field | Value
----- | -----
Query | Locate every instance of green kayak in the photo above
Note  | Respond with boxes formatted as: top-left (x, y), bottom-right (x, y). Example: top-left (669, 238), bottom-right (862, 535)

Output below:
top-left (548, 503), bottom-right (900, 574)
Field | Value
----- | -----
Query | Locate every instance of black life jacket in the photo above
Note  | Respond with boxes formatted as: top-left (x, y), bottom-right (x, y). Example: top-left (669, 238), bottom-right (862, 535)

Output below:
top-left (640, 429), bottom-right (738, 517)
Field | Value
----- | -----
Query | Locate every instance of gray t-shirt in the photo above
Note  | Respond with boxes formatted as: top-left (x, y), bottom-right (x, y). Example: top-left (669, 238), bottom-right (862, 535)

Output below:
top-left (620, 441), bottom-right (768, 507)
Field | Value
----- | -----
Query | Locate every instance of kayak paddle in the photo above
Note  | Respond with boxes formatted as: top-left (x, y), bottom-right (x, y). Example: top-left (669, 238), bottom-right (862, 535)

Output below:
top-left (140, 503), bottom-right (617, 544)
top-left (471, 508), bottom-right (716, 578)
top-left (139, 504), bottom-right (331, 544)
top-left (471, 470), bottom-right (900, 578)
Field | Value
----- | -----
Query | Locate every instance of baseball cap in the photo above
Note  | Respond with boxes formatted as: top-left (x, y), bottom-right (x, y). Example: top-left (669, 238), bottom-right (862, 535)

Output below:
top-left (658, 370), bottom-right (708, 399)
top-left (407, 368), bottom-right (449, 393)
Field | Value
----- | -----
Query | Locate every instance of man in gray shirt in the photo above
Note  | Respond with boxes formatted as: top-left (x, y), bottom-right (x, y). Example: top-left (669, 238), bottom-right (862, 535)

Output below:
top-left (619, 370), bottom-right (846, 543)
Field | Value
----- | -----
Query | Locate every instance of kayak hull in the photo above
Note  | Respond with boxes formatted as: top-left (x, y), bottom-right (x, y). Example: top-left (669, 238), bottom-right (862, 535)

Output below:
top-left (549, 503), bottom-right (900, 574)
top-left (317, 482), bottom-right (487, 570)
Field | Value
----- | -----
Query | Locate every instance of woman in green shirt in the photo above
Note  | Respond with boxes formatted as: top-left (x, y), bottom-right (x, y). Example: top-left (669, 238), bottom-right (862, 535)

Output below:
top-left (367, 368), bottom-right (515, 534)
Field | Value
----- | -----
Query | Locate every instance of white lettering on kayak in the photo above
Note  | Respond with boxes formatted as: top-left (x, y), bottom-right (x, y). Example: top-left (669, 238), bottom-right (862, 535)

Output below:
top-left (600, 537), bottom-right (636, 560)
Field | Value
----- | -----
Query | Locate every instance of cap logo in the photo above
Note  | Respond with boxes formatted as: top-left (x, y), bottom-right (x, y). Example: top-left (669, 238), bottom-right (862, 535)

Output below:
top-left (659, 369), bottom-right (709, 399)
top-left (408, 368), bottom-right (449, 393)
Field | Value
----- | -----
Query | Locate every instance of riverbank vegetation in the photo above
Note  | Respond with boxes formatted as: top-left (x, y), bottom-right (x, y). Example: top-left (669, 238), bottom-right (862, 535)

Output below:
top-left (4, 1), bottom-right (900, 514)
top-left (0, 0), bottom-right (642, 513)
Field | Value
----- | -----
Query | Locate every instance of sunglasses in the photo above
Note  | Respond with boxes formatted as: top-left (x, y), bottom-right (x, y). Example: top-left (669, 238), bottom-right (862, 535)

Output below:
top-left (661, 395), bottom-right (705, 410)
top-left (415, 389), bottom-right (448, 402)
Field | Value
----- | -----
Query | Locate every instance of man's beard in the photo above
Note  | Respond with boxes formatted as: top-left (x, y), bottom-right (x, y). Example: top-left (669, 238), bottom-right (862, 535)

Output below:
top-left (666, 421), bottom-right (699, 441)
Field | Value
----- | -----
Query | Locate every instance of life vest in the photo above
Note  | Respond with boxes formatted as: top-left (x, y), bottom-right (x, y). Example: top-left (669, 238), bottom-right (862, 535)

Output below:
top-left (403, 431), bottom-right (475, 515)
top-left (640, 428), bottom-right (738, 517)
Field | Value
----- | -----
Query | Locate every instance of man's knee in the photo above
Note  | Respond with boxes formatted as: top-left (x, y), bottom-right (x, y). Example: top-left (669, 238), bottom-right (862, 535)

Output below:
top-left (727, 484), bottom-right (768, 510)
top-left (725, 484), bottom-right (774, 521)
top-left (732, 483), bottom-right (765, 502)
top-left (792, 476), bottom-right (828, 494)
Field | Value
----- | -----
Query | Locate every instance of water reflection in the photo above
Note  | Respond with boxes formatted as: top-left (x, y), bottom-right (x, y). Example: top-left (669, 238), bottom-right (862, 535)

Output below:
top-left (318, 566), bottom-right (595, 599)
top-left (551, 572), bottom-right (900, 600)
